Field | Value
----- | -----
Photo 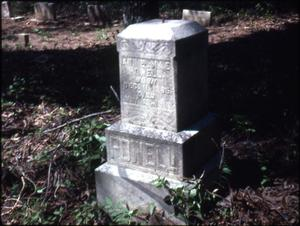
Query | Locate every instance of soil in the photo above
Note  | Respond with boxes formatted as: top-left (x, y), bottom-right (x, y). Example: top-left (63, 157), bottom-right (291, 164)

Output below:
top-left (1, 12), bottom-right (299, 225)
top-left (2, 14), bottom-right (121, 50)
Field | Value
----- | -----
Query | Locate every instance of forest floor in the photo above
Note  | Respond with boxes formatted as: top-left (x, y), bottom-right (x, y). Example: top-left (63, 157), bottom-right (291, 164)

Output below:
top-left (1, 11), bottom-right (299, 225)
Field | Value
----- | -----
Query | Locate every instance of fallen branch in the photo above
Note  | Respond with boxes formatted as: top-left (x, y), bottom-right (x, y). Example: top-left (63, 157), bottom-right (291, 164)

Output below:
top-left (42, 161), bottom-right (52, 205)
top-left (23, 174), bottom-right (37, 204)
top-left (42, 109), bottom-right (112, 134)
top-left (1, 176), bottom-right (26, 216)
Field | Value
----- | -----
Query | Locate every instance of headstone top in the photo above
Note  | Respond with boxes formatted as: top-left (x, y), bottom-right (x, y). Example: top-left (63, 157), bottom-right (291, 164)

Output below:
top-left (2, 1), bottom-right (12, 18)
top-left (118, 19), bottom-right (206, 41)
top-left (182, 9), bottom-right (211, 27)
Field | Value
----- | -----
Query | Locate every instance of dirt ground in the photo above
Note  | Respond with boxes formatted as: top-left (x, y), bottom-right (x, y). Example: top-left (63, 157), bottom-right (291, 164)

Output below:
top-left (1, 12), bottom-right (299, 225)
top-left (2, 13), bottom-right (298, 50)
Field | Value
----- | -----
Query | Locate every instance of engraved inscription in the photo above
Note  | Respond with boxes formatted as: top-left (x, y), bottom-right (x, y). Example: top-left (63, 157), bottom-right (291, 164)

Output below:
top-left (118, 39), bottom-right (173, 57)
top-left (158, 146), bottom-right (170, 170)
top-left (120, 56), bottom-right (176, 130)
top-left (108, 135), bottom-right (180, 176)
top-left (120, 138), bottom-right (130, 162)
top-left (110, 137), bottom-right (120, 160)
top-left (144, 143), bottom-right (156, 167)
top-left (131, 140), bottom-right (140, 164)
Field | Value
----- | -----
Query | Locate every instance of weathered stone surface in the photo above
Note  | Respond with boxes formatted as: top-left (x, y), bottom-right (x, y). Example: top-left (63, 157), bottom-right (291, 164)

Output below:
top-left (34, 2), bottom-right (56, 21)
top-left (11, 16), bottom-right (25, 22)
top-left (95, 151), bottom-right (221, 215)
top-left (96, 163), bottom-right (178, 212)
top-left (87, 5), bottom-right (98, 24)
top-left (182, 9), bottom-right (211, 27)
top-left (2, 1), bottom-right (12, 18)
top-left (117, 19), bottom-right (208, 132)
top-left (95, 19), bottom-right (220, 217)
top-left (106, 113), bottom-right (219, 179)
top-left (17, 33), bottom-right (29, 47)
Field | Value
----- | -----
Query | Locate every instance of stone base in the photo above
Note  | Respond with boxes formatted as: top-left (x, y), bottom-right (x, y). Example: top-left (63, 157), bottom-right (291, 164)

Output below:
top-left (95, 151), bottom-right (221, 223)
top-left (95, 113), bottom-right (220, 223)
top-left (95, 163), bottom-right (182, 213)
top-left (105, 113), bottom-right (220, 179)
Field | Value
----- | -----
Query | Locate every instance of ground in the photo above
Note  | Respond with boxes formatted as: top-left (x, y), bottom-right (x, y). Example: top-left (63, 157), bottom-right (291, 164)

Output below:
top-left (1, 10), bottom-right (299, 225)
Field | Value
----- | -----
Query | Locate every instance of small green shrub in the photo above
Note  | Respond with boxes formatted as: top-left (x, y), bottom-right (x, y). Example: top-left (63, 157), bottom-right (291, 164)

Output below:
top-left (65, 118), bottom-right (108, 175)
top-left (96, 28), bottom-right (108, 41)
top-left (153, 173), bottom-right (220, 224)
top-left (103, 198), bottom-right (138, 225)
top-left (230, 114), bottom-right (256, 134)
top-left (33, 28), bottom-right (52, 39)
top-left (7, 76), bottom-right (26, 99)
top-left (260, 165), bottom-right (271, 187)
top-left (10, 198), bottom-right (64, 225)
top-left (72, 200), bottom-right (102, 225)
top-left (255, 1), bottom-right (274, 16)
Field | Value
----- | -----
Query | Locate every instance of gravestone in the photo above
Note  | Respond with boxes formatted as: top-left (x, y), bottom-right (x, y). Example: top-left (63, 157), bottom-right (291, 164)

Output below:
top-left (34, 2), bottom-right (56, 21)
top-left (1, 1), bottom-right (12, 18)
top-left (87, 4), bottom-right (110, 27)
top-left (17, 33), bottom-right (29, 47)
top-left (11, 16), bottom-right (25, 22)
top-left (95, 19), bottom-right (220, 213)
top-left (182, 9), bottom-right (211, 27)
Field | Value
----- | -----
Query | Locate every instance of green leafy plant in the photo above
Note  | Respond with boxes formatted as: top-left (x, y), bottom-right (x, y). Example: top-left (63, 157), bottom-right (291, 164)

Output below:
top-left (260, 165), bottom-right (271, 187)
top-left (230, 114), bottom-right (256, 134)
top-left (7, 76), bottom-right (26, 99)
top-left (72, 200), bottom-right (102, 225)
top-left (103, 198), bottom-right (138, 225)
top-left (65, 118), bottom-right (108, 174)
top-left (32, 149), bottom-right (52, 165)
top-left (33, 28), bottom-right (52, 38)
top-left (222, 163), bottom-right (232, 176)
top-left (96, 28), bottom-right (108, 41)
top-left (255, 1), bottom-right (274, 17)
top-left (153, 173), bottom-right (220, 224)
top-left (11, 198), bottom-right (64, 225)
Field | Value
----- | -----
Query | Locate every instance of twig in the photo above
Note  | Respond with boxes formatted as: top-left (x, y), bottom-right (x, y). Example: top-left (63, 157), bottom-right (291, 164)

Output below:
top-left (23, 174), bottom-right (37, 204)
top-left (110, 85), bottom-right (120, 102)
top-left (3, 198), bottom-right (23, 202)
top-left (219, 141), bottom-right (226, 169)
top-left (42, 109), bottom-right (112, 133)
top-left (206, 190), bottom-right (224, 200)
top-left (54, 173), bottom-right (61, 198)
top-left (4, 134), bottom-right (32, 150)
top-left (42, 161), bottom-right (52, 205)
top-left (1, 176), bottom-right (26, 216)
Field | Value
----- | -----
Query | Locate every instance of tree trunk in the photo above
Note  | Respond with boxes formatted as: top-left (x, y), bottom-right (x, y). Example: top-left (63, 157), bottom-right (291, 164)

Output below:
top-left (122, 0), bottom-right (159, 26)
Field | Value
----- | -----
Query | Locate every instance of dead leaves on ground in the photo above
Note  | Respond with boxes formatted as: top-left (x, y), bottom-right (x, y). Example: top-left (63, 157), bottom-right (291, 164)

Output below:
top-left (206, 178), bottom-right (299, 225)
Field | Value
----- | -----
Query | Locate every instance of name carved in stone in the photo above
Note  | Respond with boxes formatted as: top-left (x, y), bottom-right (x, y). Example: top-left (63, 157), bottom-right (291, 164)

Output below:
top-left (107, 135), bottom-right (180, 176)
top-left (120, 56), bottom-right (176, 130)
